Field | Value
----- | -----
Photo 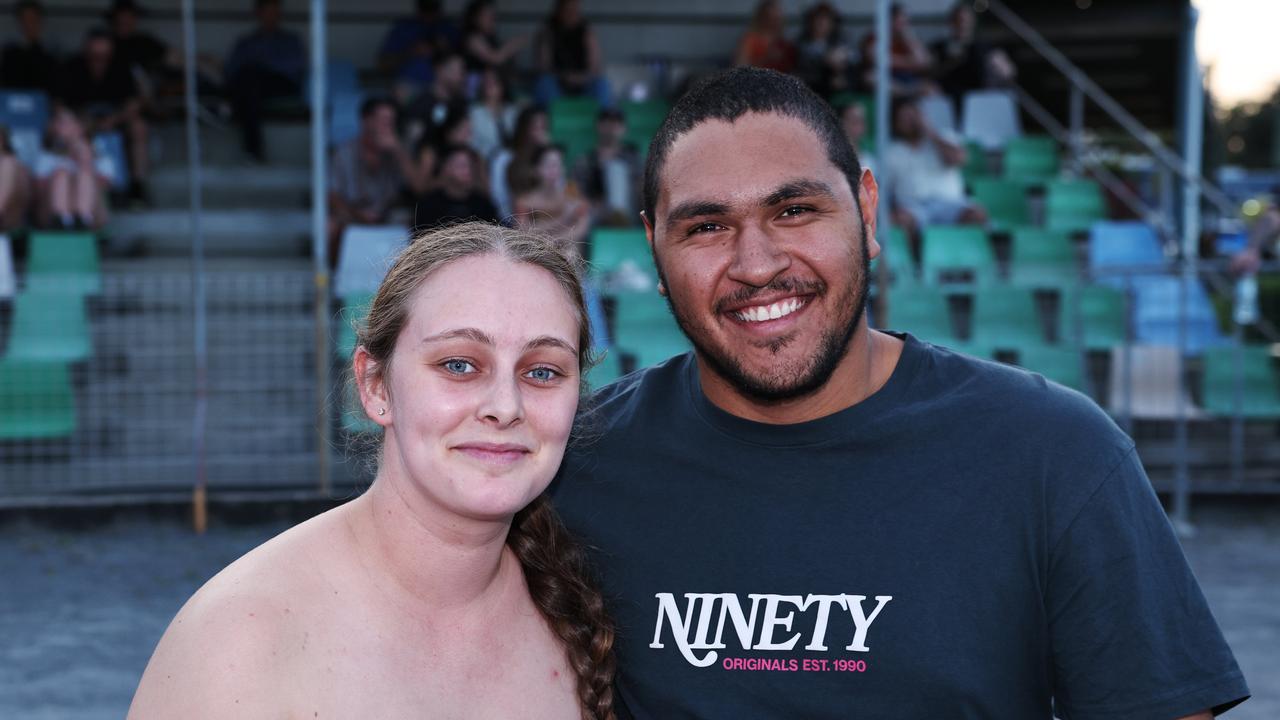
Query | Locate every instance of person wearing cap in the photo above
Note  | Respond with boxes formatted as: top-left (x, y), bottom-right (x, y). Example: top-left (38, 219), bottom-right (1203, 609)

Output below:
top-left (1, 0), bottom-right (60, 94)
top-left (572, 107), bottom-right (642, 226)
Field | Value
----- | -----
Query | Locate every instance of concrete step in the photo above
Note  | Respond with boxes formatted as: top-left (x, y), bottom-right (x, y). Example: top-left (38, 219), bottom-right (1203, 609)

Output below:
top-left (154, 121), bottom-right (315, 168)
top-left (105, 209), bottom-right (312, 257)
top-left (149, 165), bottom-right (312, 210)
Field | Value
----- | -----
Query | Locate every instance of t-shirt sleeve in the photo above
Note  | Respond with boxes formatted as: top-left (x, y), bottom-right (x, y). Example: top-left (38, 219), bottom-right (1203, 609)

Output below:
top-left (1047, 447), bottom-right (1249, 719)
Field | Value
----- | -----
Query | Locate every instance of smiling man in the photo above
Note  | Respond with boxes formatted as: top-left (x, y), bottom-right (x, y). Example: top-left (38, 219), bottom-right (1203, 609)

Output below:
top-left (552, 68), bottom-right (1248, 719)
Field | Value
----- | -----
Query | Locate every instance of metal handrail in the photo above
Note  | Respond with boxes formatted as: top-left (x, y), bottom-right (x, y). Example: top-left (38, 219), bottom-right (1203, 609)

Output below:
top-left (983, 0), bottom-right (1235, 216)
top-left (1005, 82), bottom-right (1177, 243)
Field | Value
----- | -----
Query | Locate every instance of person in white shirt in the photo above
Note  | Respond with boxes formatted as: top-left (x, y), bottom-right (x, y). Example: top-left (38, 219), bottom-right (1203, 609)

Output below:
top-left (884, 95), bottom-right (985, 235)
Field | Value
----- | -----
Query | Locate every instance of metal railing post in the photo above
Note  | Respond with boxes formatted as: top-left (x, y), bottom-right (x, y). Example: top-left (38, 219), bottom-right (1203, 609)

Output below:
top-left (1068, 85), bottom-right (1084, 171)
top-left (181, 0), bottom-right (208, 532)
top-left (311, 0), bottom-right (331, 495)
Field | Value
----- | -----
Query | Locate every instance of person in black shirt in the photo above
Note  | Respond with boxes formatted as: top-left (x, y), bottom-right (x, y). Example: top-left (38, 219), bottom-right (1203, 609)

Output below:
top-left (534, 0), bottom-right (610, 106)
top-left (1, 0), bottom-right (59, 94)
top-left (224, 0), bottom-right (306, 162)
top-left (929, 1), bottom-right (1015, 107)
top-left (414, 143), bottom-right (498, 230)
top-left (106, 0), bottom-right (174, 98)
top-left (461, 0), bottom-right (527, 82)
top-left (58, 28), bottom-right (151, 202)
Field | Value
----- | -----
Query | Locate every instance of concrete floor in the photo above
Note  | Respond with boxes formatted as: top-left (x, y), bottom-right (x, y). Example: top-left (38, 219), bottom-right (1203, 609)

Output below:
top-left (0, 500), bottom-right (1275, 719)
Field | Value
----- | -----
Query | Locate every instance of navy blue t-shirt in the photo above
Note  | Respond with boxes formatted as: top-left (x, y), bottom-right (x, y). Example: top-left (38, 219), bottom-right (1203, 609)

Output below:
top-left (552, 335), bottom-right (1248, 719)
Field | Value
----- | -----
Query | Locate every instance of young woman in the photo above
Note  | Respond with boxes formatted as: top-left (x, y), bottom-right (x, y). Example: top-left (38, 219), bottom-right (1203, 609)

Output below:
top-left (129, 222), bottom-right (616, 719)
top-left (34, 106), bottom-right (115, 230)
top-left (513, 144), bottom-right (590, 261)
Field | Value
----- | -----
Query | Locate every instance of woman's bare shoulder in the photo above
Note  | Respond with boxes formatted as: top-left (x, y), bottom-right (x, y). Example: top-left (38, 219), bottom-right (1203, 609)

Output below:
top-left (127, 504), bottom-right (359, 718)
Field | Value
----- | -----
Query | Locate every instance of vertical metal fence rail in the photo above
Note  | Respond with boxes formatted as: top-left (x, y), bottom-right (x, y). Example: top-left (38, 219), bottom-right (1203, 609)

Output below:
top-left (874, 0), bottom-right (890, 318)
top-left (1173, 4), bottom-right (1205, 533)
top-left (311, 0), bottom-right (331, 495)
top-left (180, 0), bottom-right (208, 531)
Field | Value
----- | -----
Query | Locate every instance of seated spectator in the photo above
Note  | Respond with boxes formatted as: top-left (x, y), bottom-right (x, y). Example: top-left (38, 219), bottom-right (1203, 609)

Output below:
top-left (930, 1), bottom-right (1015, 107)
top-left (462, 0), bottom-right (528, 88)
top-left (327, 98), bottom-right (414, 263)
top-left (794, 2), bottom-right (853, 98)
top-left (1, 0), bottom-right (59, 94)
top-left (413, 144), bottom-right (498, 230)
top-left (534, 0), bottom-right (610, 106)
top-left (513, 144), bottom-right (589, 260)
top-left (224, 0), bottom-right (305, 162)
top-left (57, 28), bottom-right (151, 203)
top-left (0, 126), bottom-right (33, 231)
top-left (572, 107), bottom-right (641, 226)
top-left (493, 105), bottom-right (550, 219)
top-left (884, 96), bottom-right (985, 236)
top-left (468, 69), bottom-right (517, 161)
top-left (839, 100), bottom-right (875, 176)
top-left (33, 106), bottom-right (115, 229)
top-left (378, 0), bottom-right (458, 99)
top-left (735, 0), bottom-right (795, 73)
top-left (408, 105), bottom-right (474, 196)
top-left (405, 51), bottom-right (468, 147)
top-left (106, 0), bottom-right (171, 99)
top-left (856, 3), bottom-right (933, 95)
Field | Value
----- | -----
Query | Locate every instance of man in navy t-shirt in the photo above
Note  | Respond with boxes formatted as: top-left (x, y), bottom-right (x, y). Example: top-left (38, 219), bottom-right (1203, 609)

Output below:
top-left (551, 67), bottom-right (1249, 719)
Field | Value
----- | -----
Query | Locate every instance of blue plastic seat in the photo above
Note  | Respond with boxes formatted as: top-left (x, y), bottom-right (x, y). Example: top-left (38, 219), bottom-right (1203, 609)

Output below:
top-left (1130, 276), bottom-right (1226, 355)
top-left (1088, 221), bottom-right (1166, 287)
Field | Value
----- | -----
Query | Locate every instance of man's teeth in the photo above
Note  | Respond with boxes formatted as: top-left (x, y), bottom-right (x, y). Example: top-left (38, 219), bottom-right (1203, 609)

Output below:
top-left (734, 297), bottom-right (805, 322)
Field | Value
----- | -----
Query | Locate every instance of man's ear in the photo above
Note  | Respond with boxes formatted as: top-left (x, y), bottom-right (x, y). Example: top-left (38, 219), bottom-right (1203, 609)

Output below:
top-left (857, 168), bottom-right (881, 262)
top-left (640, 210), bottom-right (667, 296)
top-left (353, 346), bottom-right (391, 427)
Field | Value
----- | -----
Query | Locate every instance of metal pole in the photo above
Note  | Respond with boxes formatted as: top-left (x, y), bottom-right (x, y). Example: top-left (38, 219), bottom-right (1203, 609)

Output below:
top-left (874, 0), bottom-right (891, 322)
top-left (311, 0), bottom-right (331, 495)
top-left (1172, 4), bottom-right (1204, 535)
top-left (1068, 85), bottom-right (1083, 171)
top-left (181, 0), bottom-right (208, 533)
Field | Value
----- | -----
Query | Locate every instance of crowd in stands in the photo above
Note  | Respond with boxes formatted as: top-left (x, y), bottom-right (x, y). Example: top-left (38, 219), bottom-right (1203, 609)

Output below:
top-left (0, 0), bottom-right (1019, 263)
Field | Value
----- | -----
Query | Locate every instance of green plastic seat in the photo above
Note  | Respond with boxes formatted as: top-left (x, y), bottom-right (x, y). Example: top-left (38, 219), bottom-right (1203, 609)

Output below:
top-left (621, 99), bottom-right (670, 157)
top-left (962, 141), bottom-right (990, 184)
top-left (921, 225), bottom-right (996, 286)
top-left (970, 178), bottom-right (1029, 229)
top-left (24, 231), bottom-right (101, 296)
top-left (590, 228), bottom-right (654, 278)
top-left (874, 225), bottom-right (916, 286)
top-left (550, 97), bottom-right (600, 166)
top-left (1009, 228), bottom-right (1077, 289)
top-left (885, 285), bottom-right (955, 344)
top-left (1046, 179), bottom-right (1105, 232)
top-left (0, 359), bottom-right (77, 439)
top-left (334, 292), bottom-right (374, 360)
top-left (611, 292), bottom-right (688, 368)
top-left (1002, 136), bottom-right (1059, 184)
top-left (1015, 345), bottom-right (1086, 392)
top-left (970, 285), bottom-right (1045, 351)
top-left (1059, 285), bottom-right (1127, 350)
top-left (613, 291), bottom-right (673, 328)
top-left (1201, 346), bottom-right (1280, 418)
top-left (5, 291), bottom-right (92, 362)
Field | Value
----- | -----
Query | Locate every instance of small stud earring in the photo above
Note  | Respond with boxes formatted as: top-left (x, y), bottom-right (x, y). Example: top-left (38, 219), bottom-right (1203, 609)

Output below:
top-left (378, 408), bottom-right (386, 416)
top-left (657, 282), bottom-right (667, 296)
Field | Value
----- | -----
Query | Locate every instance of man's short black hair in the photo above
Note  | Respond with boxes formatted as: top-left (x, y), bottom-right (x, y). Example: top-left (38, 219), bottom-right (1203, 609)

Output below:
top-left (360, 96), bottom-right (397, 119)
top-left (642, 67), bottom-right (863, 223)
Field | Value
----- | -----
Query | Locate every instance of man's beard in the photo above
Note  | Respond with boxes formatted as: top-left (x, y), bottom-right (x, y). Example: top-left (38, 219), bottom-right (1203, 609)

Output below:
top-left (657, 235), bottom-right (870, 406)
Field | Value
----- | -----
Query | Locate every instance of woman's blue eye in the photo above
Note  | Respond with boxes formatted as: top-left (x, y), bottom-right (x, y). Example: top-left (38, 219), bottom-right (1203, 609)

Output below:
top-left (527, 367), bottom-right (560, 382)
top-left (443, 359), bottom-right (475, 374)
